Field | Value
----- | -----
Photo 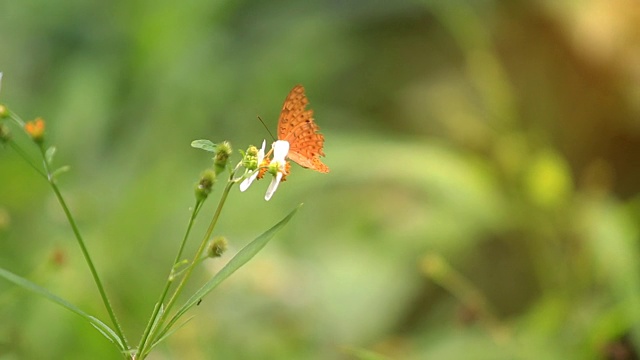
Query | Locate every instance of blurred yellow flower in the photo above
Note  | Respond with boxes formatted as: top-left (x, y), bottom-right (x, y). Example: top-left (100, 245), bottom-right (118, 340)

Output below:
top-left (25, 117), bottom-right (45, 143)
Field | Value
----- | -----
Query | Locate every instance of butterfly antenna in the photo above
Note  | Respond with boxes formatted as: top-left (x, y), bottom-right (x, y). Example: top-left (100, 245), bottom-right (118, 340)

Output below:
top-left (257, 116), bottom-right (276, 141)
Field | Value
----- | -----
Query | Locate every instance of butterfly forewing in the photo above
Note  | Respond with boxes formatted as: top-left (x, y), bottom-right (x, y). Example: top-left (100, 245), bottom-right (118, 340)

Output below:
top-left (277, 85), bottom-right (329, 173)
top-left (277, 85), bottom-right (308, 140)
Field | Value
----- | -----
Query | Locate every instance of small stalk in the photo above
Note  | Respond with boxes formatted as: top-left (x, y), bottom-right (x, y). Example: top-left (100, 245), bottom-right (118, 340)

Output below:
top-left (139, 178), bottom-right (236, 358)
top-left (136, 199), bottom-right (204, 355)
top-left (39, 145), bottom-right (129, 351)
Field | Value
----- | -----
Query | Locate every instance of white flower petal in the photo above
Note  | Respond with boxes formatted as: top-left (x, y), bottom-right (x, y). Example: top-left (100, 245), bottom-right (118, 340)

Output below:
top-left (272, 140), bottom-right (289, 162)
top-left (239, 172), bottom-right (258, 192)
top-left (258, 140), bottom-right (266, 162)
top-left (0, 72), bottom-right (3, 94)
top-left (264, 172), bottom-right (283, 201)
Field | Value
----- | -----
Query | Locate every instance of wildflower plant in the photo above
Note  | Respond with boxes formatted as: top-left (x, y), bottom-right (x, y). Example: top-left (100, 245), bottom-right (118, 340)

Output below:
top-left (0, 74), bottom-right (331, 359)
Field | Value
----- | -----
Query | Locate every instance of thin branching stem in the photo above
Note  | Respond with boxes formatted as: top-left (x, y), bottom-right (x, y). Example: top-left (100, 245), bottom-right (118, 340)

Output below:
top-left (136, 199), bottom-right (204, 355)
top-left (5, 113), bottom-right (46, 178)
top-left (140, 179), bottom-right (235, 357)
top-left (38, 146), bottom-right (129, 351)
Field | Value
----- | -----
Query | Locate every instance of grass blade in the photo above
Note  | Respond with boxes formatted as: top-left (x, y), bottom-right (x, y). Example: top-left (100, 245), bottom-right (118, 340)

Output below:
top-left (0, 267), bottom-right (125, 351)
top-left (159, 204), bottom-right (302, 338)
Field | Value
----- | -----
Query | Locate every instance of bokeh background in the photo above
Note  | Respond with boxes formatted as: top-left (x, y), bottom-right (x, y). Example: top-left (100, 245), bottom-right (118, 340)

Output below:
top-left (2, 0), bottom-right (640, 359)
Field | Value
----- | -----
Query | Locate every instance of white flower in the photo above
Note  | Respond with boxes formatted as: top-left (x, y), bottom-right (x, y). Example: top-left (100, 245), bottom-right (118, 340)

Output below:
top-left (239, 140), bottom-right (266, 192)
top-left (264, 140), bottom-right (290, 201)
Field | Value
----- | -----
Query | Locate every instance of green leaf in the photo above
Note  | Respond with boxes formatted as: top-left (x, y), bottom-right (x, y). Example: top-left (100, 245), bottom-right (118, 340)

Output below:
top-left (0, 267), bottom-right (125, 351)
top-left (51, 165), bottom-right (71, 179)
top-left (159, 203), bottom-right (302, 338)
top-left (191, 139), bottom-right (217, 152)
top-left (45, 146), bottom-right (56, 165)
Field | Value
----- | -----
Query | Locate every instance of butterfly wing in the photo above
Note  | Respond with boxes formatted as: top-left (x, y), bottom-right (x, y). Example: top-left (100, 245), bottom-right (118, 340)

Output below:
top-left (277, 85), bottom-right (329, 173)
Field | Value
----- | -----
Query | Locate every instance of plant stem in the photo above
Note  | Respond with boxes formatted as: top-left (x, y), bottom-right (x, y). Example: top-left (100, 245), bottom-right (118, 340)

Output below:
top-left (39, 146), bottom-right (129, 351)
top-left (141, 180), bottom-right (235, 357)
top-left (136, 199), bottom-right (204, 355)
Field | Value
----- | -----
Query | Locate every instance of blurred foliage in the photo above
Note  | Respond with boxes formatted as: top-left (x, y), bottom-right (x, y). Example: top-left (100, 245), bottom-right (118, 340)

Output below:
top-left (2, 0), bottom-right (640, 359)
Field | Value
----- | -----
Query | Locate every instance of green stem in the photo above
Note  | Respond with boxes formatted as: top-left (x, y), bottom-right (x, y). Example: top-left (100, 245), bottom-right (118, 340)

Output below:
top-left (136, 199), bottom-right (204, 355)
top-left (8, 109), bottom-right (26, 127)
top-left (39, 146), bottom-right (129, 351)
top-left (141, 180), bottom-right (235, 357)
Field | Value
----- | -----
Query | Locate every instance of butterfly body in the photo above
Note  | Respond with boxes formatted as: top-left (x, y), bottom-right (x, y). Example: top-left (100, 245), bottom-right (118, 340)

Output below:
top-left (277, 85), bottom-right (329, 173)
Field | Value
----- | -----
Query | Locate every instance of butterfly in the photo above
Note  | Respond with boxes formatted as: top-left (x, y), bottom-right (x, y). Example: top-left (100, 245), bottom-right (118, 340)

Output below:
top-left (276, 85), bottom-right (329, 173)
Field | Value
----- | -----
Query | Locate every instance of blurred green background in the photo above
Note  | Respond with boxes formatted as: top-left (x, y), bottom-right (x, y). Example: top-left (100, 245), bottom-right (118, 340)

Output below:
top-left (2, 0), bottom-right (640, 359)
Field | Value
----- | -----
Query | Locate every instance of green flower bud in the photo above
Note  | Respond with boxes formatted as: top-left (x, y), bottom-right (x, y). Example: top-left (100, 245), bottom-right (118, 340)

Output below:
top-left (214, 141), bottom-right (232, 174)
top-left (0, 105), bottom-right (8, 119)
top-left (195, 169), bottom-right (216, 201)
top-left (242, 145), bottom-right (259, 170)
top-left (246, 145), bottom-right (258, 157)
top-left (207, 236), bottom-right (228, 258)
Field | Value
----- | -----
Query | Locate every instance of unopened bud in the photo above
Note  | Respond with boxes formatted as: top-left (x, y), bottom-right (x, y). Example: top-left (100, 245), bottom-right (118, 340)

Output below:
top-left (242, 145), bottom-right (259, 170)
top-left (195, 169), bottom-right (216, 201)
top-left (214, 141), bottom-right (232, 174)
top-left (207, 236), bottom-right (228, 258)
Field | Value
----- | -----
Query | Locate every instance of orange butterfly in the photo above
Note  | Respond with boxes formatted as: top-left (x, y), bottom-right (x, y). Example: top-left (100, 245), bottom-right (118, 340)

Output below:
top-left (276, 85), bottom-right (329, 173)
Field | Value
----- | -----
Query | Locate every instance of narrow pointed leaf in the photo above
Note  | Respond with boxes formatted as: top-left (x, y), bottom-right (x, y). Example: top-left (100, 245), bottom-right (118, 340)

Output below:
top-left (159, 204), bottom-right (302, 338)
top-left (90, 321), bottom-right (124, 348)
top-left (0, 267), bottom-right (125, 351)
